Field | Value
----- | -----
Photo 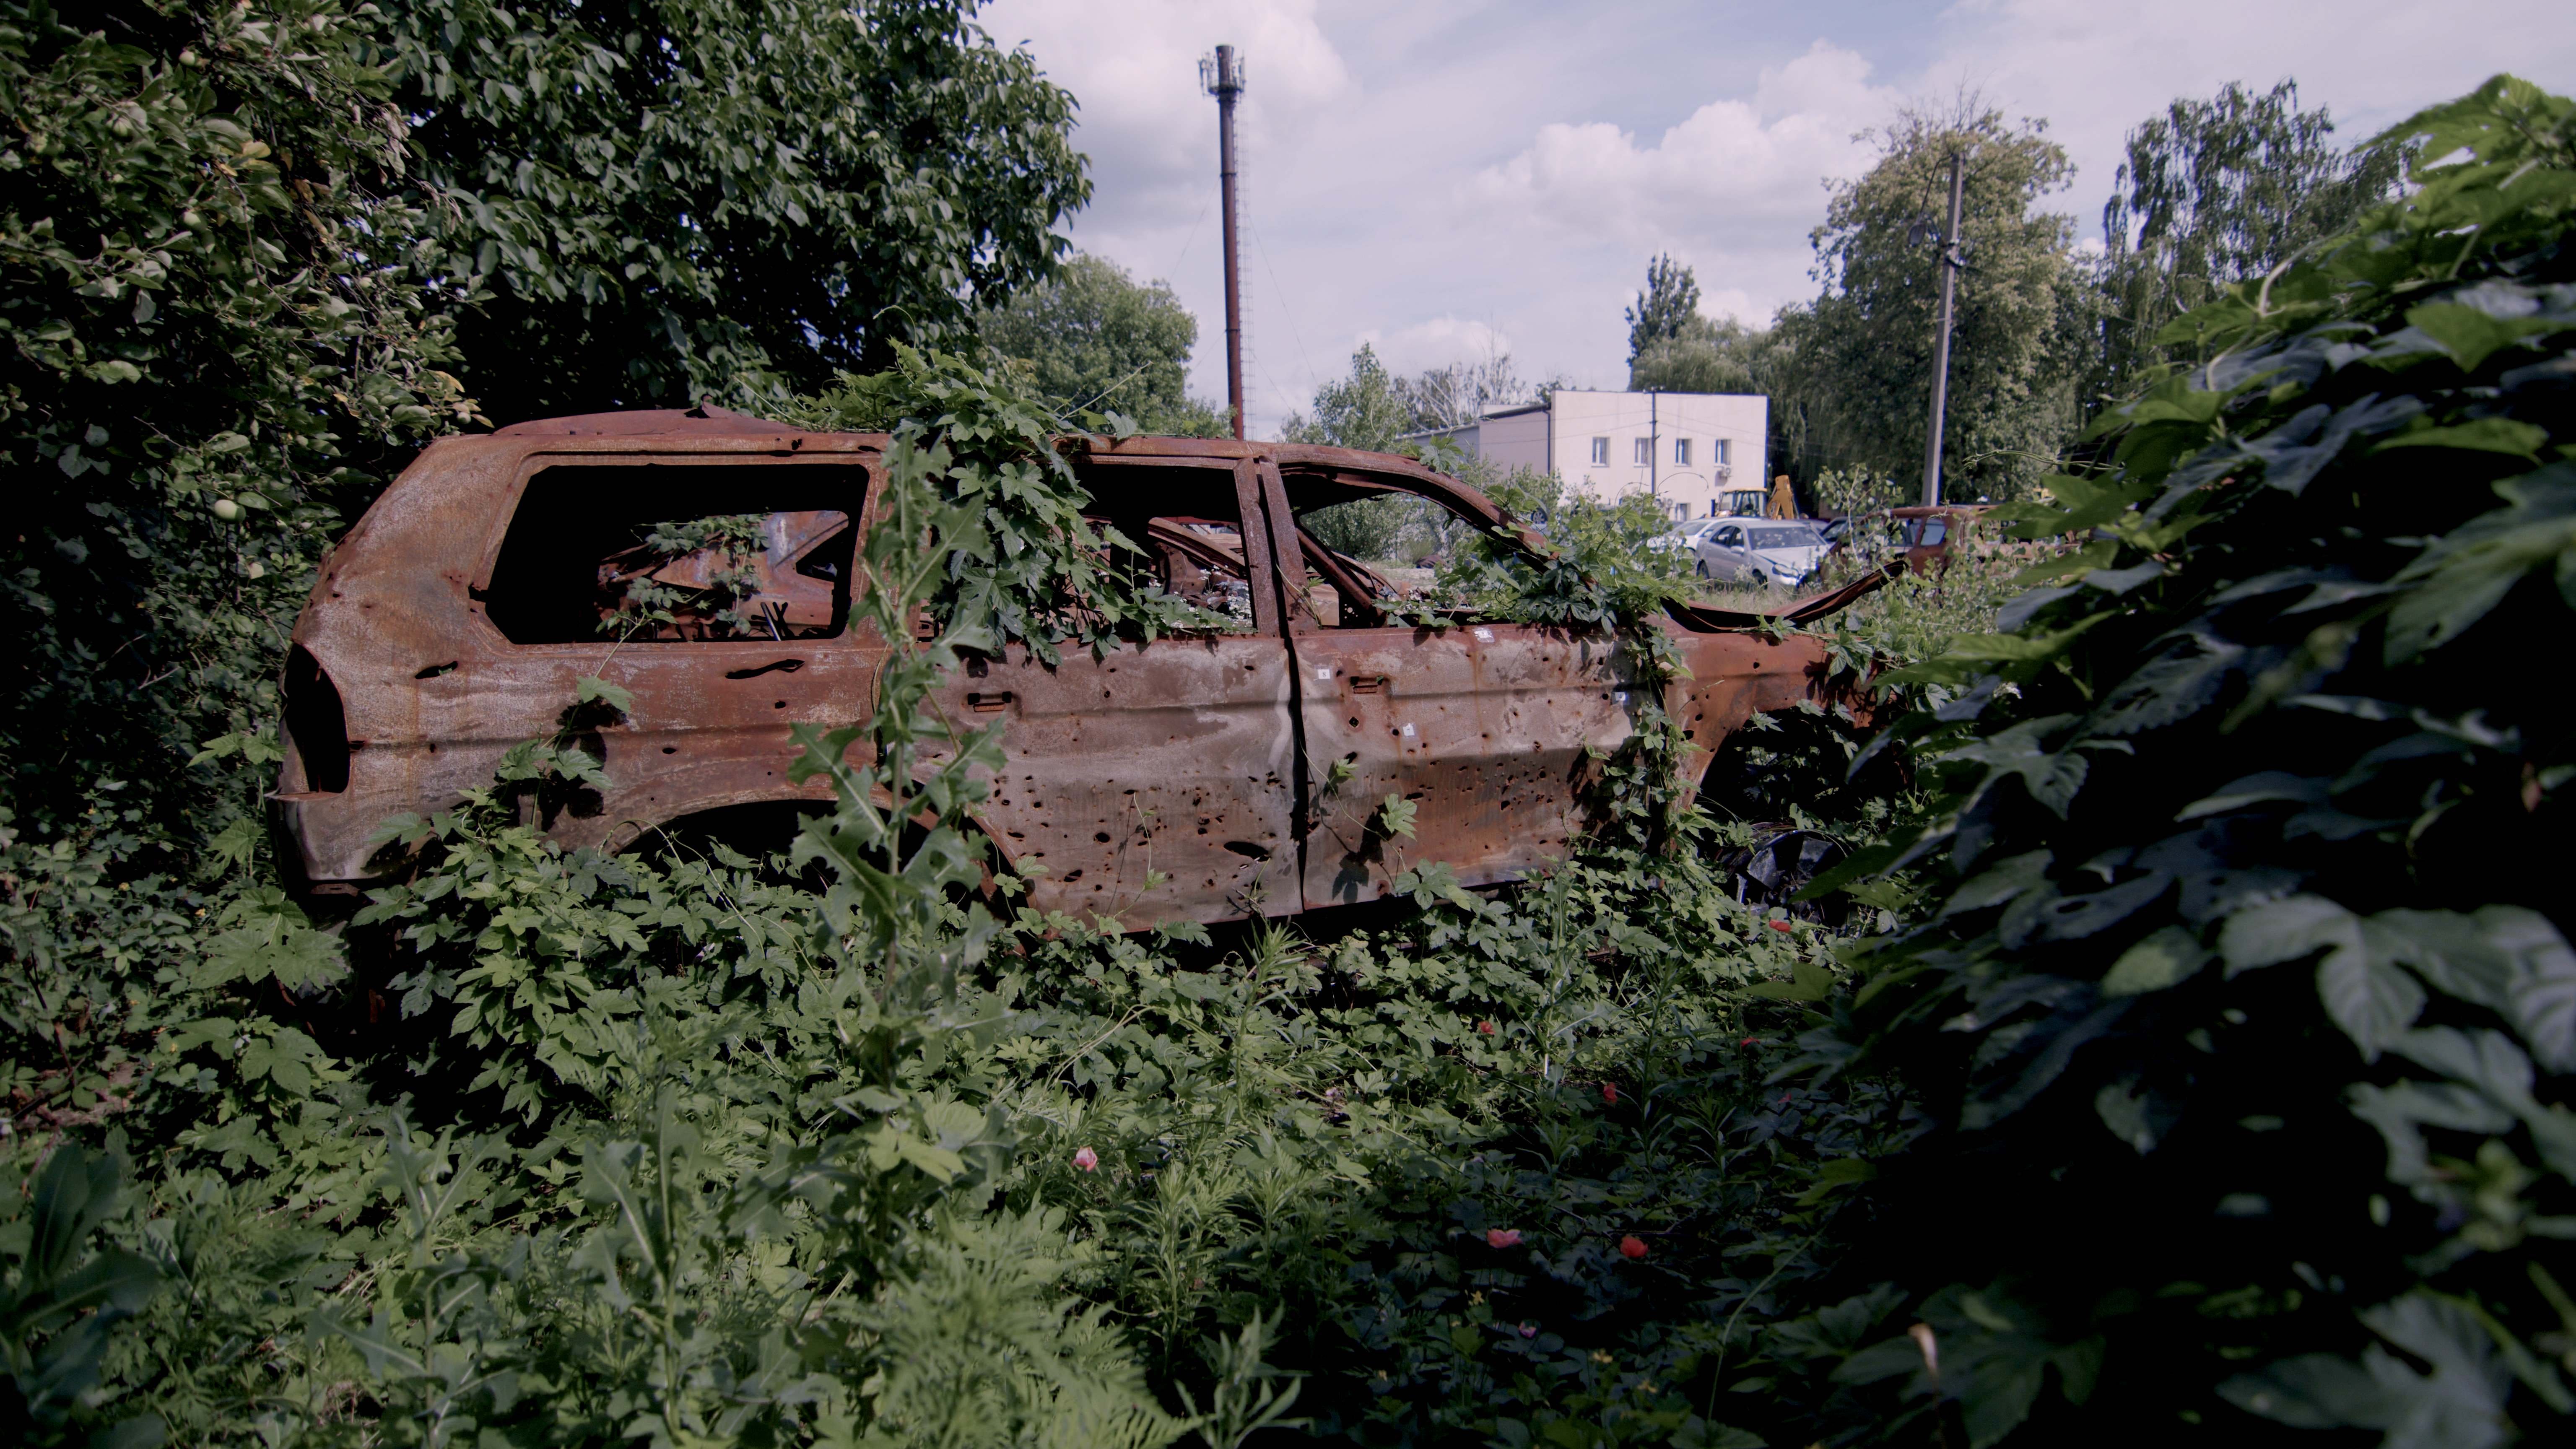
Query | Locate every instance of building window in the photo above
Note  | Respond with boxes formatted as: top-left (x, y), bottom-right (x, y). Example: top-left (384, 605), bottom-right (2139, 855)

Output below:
top-left (1716, 439), bottom-right (1731, 467)
top-left (1674, 438), bottom-right (1692, 466)
top-left (1632, 437), bottom-right (1651, 466)
top-left (1589, 436), bottom-right (1609, 466)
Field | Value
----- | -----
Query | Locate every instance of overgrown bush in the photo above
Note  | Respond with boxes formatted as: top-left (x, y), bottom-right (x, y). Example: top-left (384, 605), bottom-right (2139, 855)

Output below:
top-left (1, 0), bottom-right (479, 840)
top-left (1742, 75), bottom-right (2576, 1449)
top-left (11, 31), bottom-right (2564, 1449)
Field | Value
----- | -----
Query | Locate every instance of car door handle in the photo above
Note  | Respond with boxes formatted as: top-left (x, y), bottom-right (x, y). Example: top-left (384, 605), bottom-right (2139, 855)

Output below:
top-left (1349, 676), bottom-right (1385, 695)
top-left (723, 659), bottom-right (805, 680)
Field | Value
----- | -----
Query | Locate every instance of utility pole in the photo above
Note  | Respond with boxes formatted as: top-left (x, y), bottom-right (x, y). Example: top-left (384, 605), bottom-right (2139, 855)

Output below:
top-left (1648, 391), bottom-right (1659, 506)
top-left (1919, 150), bottom-right (1966, 507)
top-left (1201, 45), bottom-right (1247, 440)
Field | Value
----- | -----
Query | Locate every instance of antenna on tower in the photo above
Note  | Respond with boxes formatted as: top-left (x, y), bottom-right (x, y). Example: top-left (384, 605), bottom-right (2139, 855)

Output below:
top-left (1200, 44), bottom-right (1247, 440)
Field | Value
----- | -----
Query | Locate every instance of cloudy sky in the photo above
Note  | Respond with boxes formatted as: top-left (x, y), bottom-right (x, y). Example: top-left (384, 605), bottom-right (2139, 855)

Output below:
top-left (975, 0), bottom-right (2575, 437)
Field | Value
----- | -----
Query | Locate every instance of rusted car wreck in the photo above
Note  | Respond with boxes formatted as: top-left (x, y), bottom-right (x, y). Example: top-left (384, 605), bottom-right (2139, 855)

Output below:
top-left (274, 409), bottom-right (1877, 926)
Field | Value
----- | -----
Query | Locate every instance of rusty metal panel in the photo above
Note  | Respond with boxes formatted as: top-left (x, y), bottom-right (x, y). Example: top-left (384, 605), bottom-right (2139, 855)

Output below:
top-left (278, 429), bottom-right (883, 885)
top-left (1662, 623), bottom-right (1842, 802)
top-left (930, 459), bottom-right (1300, 925)
top-left (927, 634), bottom-right (1298, 926)
top-left (1291, 621), bottom-right (1629, 908)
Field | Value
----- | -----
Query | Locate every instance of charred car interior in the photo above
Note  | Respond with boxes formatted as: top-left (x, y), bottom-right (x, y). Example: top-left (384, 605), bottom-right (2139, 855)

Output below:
top-left (276, 409), bottom-right (1864, 927)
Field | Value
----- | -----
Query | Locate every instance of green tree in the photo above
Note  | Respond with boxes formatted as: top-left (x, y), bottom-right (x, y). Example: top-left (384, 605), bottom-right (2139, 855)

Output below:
top-left (0, 0), bottom-right (477, 832)
top-left (1623, 253), bottom-right (1701, 362)
top-left (1280, 343), bottom-right (1411, 453)
top-left (377, 0), bottom-right (1092, 419)
top-left (975, 254), bottom-right (1226, 436)
top-left (1629, 314), bottom-right (1761, 395)
top-left (1777, 99), bottom-right (2092, 502)
top-left (2094, 78), bottom-right (2404, 404)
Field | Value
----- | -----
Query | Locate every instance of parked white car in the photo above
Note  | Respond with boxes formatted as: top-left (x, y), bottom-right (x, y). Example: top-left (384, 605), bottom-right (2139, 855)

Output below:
top-left (1646, 518), bottom-right (1723, 557)
top-left (1693, 518), bottom-right (1830, 587)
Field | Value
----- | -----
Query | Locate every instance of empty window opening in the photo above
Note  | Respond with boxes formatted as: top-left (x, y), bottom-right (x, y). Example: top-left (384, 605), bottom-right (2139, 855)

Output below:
top-left (1072, 463), bottom-right (1258, 632)
top-left (482, 464), bottom-right (863, 644)
top-left (1280, 464), bottom-right (1493, 630)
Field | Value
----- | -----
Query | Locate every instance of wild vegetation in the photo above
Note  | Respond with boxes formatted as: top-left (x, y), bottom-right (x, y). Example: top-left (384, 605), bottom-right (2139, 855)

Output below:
top-left (2, 4), bottom-right (2569, 1446)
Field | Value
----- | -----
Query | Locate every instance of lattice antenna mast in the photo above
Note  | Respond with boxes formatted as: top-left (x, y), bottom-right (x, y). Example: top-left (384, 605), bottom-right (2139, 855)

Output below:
top-left (1200, 44), bottom-right (1247, 440)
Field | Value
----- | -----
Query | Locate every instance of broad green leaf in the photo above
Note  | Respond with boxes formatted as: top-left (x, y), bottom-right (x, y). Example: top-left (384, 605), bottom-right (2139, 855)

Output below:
top-left (2371, 418), bottom-right (2549, 459)
top-left (2101, 926), bottom-right (2211, 996)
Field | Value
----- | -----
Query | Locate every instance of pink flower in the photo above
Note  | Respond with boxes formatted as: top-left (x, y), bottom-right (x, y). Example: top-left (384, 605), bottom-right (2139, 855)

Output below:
top-left (1601, 1082), bottom-right (1619, 1106)
top-left (1072, 1146), bottom-right (1099, 1172)
top-left (1619, 1235), bottom-right (1649, 1260)
top-left (1477, 1019), bottom-right (1497, 1036)
top-left (1487, 1228), bottom-right (1522, 1249)
top-left (1518, 1322), bottom-right (1538, 1338)
top-left (1766, 919), bottom-right (1794, 933)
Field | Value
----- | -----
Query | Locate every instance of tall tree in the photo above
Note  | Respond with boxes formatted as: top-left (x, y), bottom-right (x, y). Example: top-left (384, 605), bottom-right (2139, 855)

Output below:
top-left (1623, 254), bottom-right (1702, 362)
top-left (1393, 353), bottom-right (1532, 431)
top-left (1629, 315), bottom-right (1762, 395)
top-left (1777, 99), bottom-right (2091, 503)
top-left (1281, 344), bottom-right (1410, 452)
top-left (377, 0), bottom-right (1092, 420)
top-left (976, 254), bottom-right (1226, 436)
top-left (1, 0), bottom-right (475, 831)
top-left (2094, 79), bottom-right (2404, 403)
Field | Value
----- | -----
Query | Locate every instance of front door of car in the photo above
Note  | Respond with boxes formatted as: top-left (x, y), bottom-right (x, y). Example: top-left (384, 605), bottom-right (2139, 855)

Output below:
top-left (1255, 465), bottom-right (1630, 911)
top-left (1701, 522), bottom-right (1753, 580)
top-left (929, 458), bottom-right (1303, 927)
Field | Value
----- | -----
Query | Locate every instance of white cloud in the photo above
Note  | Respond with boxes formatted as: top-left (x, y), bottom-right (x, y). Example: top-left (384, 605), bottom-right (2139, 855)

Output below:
top-left (1918, 0), bottom-right (2576, 242)
top-left (1355, 317), bottom-right (1514, 376)
top-left (979, 0), bottom-right (1350, 216)
top-left (1466, 42), bottom-right (1891, 250)
top-left (974, 1), bottom-right (2576, 437)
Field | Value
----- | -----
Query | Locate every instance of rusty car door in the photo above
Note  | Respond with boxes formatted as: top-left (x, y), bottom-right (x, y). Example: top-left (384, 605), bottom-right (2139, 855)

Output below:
top-left (1252, 463), bottom-right (1631, 910)
top-left (932, 457), bottom-right (1302, 927)
top-left (457, 449), bottom-right (884, 852)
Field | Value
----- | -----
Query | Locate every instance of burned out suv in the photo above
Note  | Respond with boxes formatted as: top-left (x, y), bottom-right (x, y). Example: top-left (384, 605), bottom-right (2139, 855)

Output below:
top-left (274, 408), bottom-right (1876, 927)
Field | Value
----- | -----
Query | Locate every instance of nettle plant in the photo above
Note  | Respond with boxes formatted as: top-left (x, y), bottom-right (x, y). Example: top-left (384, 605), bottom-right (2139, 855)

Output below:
top-left (1754, 76), bottom-right (2576, 1449)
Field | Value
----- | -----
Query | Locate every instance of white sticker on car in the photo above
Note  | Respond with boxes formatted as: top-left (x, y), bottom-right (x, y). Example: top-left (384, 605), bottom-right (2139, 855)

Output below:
top-left (1317, 667), bottom-right (1333, 679)
top-left (1400, 722), bottom-right (1416, 737)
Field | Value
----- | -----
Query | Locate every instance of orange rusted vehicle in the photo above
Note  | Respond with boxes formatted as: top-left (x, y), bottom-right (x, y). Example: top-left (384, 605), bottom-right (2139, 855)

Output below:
top-left (273, 408), bottom-right (1879, 926)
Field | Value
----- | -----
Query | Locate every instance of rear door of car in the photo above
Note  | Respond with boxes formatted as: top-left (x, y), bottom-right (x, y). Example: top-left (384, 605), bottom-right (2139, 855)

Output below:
top-left (928, 456), bottom-right (1303, 927)
top-left (460, 444), bottom-right (881, 849)
top-left (1254, 463), bottom-right (1628, 911)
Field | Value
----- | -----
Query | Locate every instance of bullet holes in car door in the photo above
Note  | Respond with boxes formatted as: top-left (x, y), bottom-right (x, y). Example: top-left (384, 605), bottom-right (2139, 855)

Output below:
top-left (1268, 465), bottom-right (1628, 911)
top-left (937, 460), bottom-right (1301, 927)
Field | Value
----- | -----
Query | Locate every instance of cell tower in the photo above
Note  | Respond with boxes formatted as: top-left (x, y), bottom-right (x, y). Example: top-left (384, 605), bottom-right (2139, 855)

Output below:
top-left (1200, 44), bottom-right (1246, 440)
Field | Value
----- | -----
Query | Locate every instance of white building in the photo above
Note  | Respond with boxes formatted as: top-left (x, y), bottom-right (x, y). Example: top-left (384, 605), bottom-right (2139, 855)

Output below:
top-left (1415, 390), bottom-right (1769, 522)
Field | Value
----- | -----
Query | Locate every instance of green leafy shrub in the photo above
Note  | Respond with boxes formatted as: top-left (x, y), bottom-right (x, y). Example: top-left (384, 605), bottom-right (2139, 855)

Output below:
top-left (1753, 75), bottom-right (2576, 1448)
top-left (1, 0), bottom-right (479, 840)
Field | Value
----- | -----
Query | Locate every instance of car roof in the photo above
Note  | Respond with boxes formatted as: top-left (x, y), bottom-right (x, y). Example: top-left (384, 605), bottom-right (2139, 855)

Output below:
top-left (488, 410), bottom-right (1545, 554)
